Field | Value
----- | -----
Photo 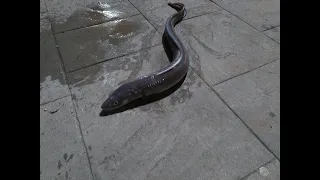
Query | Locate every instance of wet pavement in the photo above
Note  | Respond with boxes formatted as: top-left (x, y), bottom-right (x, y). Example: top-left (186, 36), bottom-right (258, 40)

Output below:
top-left (40, 0), bottom-right (280, 180)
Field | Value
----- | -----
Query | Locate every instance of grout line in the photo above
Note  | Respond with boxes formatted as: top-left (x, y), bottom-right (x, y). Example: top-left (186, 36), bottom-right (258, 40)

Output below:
top-left (63, 4), bottom-right (216, 74)
top-left (212, 59), bottom-right (279, 87)
top-left (151, 8), bottom-right (225, 33)
top-left (47, 19), bottom-right (70, 88)
top-left (240, 158), bottom-right (277, 180)
top-left (263, 32), bottom-right (280, 45)
top-left (53, 13), bottom-right (140, 35)
top-left (208, 0), bottom-right (280, 45)
top-left (132, 2), bottom-right (224, 34)
top-left (189, 64), bottom-right (280, 161)
top-left (67, 43), bottom-right (162, 74)
top-left (208, 0), bottom-right (266, 32)
top-left (262, 25), bottom-right (280, 32)
top-left (146, 7), bottom-right (225, 34)
top-left (264, 35), bottom-right (280, 44)
top-left (70, 97), bottom-right (96, 180)
top-left (57, 2), bottom-right (224, 74)
top-left (127, 0), bottom-right (161, 33)
top-left (177, 4), bottom-right (280, 152)
top-left (40, 94), bottom-right (70, 106)
top-left (263, 31), bottom-right (280, 44)
top-left (183, 9), bottom-right (223, 21)
top-left (47, 17), bottom-right (95, 180)
top-left (42, 3), bottom-right (281, 178)
top-left (262, 25), bottom-right (280, 44)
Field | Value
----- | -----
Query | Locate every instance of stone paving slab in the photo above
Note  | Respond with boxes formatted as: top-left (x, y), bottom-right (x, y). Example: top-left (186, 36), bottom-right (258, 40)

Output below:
top-left (55, 14), bottom-right (161, 72)
top-left (40, 3), bottom-right (48, 19)
top-left (265, 26), bottom-right (280, 43)
top-left (243, 159), bottom-right (280, 180)
top-left (46, 0), bottom-right (140, 33)
top-left (40, 18), bottom-right (69, 105)
top-left (175, 10), bottom-right (279, 86)
top-left (214, 60), bottom-right (280, 159)
top-left (40, 0), bottom-right (47, 13)
top-left (129, 0), bottom-right (222, 33)
top-left (67, 45), bottom-right (274, 180)
top-left (67, 45), bottom-right (171, 130)
top-left (211, 0), bottom-right (280, 31)
top-left (40, 96), bottom-right (92, 180)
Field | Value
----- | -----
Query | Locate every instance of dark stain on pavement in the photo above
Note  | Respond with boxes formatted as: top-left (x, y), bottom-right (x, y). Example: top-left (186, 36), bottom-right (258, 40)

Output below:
top-left (57, 160), bottom-right (62, 169)
top-left (269, 112), bottom-right (276, 117)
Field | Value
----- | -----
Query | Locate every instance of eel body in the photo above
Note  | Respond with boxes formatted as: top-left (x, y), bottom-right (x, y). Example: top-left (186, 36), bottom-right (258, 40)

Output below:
top-left (101, 2), bottom-right (189, 111)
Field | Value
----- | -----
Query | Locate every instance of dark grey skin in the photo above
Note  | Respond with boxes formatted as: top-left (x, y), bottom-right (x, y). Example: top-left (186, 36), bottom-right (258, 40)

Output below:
top-left (101, 2), bottom-right (189, 111)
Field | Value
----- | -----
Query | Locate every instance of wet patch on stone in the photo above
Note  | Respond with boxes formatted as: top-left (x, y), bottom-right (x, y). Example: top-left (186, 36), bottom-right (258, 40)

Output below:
top-left (56, 15), bottom-right (161, 72)
top-left (67, 46), bottom-right (159, 88)
top-left (40, 18), bottom-right (69, 104)
top-left (46, 0), bottom-right (139, 33)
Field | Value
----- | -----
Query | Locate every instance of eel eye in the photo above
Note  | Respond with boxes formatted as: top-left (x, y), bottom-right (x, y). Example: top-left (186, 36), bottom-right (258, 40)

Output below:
top-left (113, 101), bottom-right (119, 106)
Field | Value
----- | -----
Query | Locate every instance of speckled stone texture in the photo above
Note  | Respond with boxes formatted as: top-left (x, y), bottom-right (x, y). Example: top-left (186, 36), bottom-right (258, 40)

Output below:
top-left (40, 0), bottom-right (280, 179)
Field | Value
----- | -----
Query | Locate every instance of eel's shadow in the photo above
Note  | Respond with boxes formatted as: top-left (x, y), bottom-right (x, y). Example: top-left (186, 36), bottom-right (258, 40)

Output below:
top-left (99, 31), bottom-right (185, 116)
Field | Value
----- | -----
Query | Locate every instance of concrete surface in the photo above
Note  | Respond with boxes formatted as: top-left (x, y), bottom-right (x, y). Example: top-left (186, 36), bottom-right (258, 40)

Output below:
top-left (176, 10), bottom-right (280, 86)
top-left (40, 17), bottom-right (69, 104)
top-left (214, 60), bottom-right (280, 159)
top-left (40, 0), bottom-right (47, 14)
top-left (56, 15), bottom-right (161, 72)
top-left (210, 0), bottom-right (280, 31)
top-left (46, 0), bottom-right (140, 33)
top-left (40, 0), bottom-right (280, 179)
top-left (265, 26), bottom-right (280, 43)
top-left (40, 96), bottom-right (92, 180)
top-left (242, 159), bottom-right (280, 180)
top-left (130, 0), bottom-right (223, 33)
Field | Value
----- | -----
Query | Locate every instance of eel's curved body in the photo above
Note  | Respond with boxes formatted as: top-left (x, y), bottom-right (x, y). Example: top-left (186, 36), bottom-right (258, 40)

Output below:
top-left (101, 2), bottom-right (189, 111)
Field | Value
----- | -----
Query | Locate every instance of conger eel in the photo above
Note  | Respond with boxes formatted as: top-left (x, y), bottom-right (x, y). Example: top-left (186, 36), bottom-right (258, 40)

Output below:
top-left (101, 2), bottom-right (189, 111)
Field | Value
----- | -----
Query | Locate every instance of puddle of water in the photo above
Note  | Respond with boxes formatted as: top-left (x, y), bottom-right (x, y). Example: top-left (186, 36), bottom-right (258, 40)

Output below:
top-left (56, 15), bottom-right (155, 71)
top-left (106, 19), bottom-right (139, 45)
top-left (52, 1), bottom-right (136, 33)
